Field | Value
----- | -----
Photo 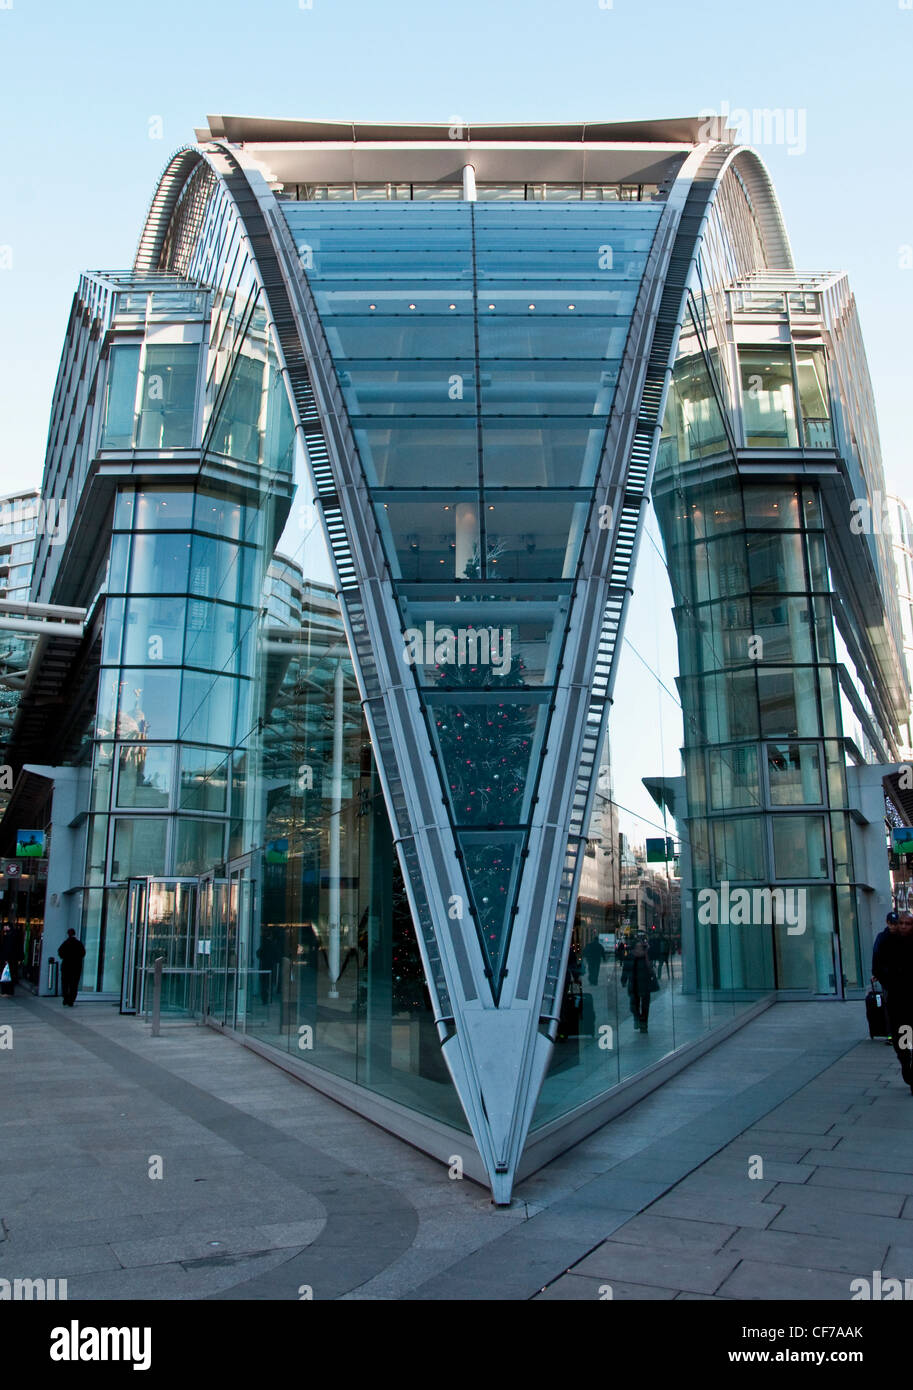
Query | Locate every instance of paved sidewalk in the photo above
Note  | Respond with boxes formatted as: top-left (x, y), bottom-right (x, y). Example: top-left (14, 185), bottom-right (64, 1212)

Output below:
top-left (0, 992), bottom-right (901, 1300)
top-left (536, 1037), bottom-right (912, 1301)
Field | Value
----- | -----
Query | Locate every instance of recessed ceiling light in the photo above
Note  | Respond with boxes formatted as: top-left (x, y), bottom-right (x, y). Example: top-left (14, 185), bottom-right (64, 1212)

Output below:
top-left (528, 304), bottom-right (535, 310)
top-left (449, 303), bottom-right (456, 310)
top-left (488, 304), bottom-right (495, 310)
top-left (568, 304), bottom-right (576, 310)
top-left (409, 303), bottom-right (416, 310)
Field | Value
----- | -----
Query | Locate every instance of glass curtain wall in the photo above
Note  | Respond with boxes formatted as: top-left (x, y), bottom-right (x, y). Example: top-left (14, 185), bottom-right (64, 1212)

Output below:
top-left (654, 303), bottom-right (859, 997)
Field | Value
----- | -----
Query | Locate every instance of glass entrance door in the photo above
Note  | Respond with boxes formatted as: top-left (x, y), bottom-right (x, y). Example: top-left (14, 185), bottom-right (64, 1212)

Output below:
top-left (120, 878), bottom-right (198, 1015)
top-left (196, 871), bottom-right (227, 1018)
top-left (224, 857), bottom-right (253, 1028)
top-left (120, 877), bottom-right (148, 1014)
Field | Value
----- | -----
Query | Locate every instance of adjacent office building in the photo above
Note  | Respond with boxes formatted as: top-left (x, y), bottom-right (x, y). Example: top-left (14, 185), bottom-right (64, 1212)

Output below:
top-left (1, 117), bottom-right (909, 1201)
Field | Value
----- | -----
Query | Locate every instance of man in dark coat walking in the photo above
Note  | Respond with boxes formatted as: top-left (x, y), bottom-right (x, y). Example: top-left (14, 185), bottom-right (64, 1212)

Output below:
top-left (58, 929), bottom-right (86, 1007)
top-left (872, 910), bottom-right (913, 1089)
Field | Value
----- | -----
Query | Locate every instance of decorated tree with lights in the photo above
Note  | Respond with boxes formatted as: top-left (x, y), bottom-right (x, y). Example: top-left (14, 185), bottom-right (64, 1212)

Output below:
top-left (431, 625), bottom-right (532, 974)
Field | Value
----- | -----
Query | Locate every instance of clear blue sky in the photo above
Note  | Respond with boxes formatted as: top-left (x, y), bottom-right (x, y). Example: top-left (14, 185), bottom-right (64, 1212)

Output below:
top-left (1, 0), bottom-right (911, 499)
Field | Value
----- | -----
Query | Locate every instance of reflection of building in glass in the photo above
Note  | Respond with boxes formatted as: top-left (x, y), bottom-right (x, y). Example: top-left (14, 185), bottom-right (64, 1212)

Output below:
top-left (887, 496), bottom-right (913, 757)
top-left (0, 488), bottom-right (41, 800)
top-left (1, 117), bottom-right (908, 1203)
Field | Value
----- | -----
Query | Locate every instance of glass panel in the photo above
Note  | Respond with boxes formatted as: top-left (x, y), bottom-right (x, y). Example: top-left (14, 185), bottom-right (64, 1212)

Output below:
top-left (836, 885), bottom-right (861, 989)
top-left (428, 693), bottom-right (547, 827)
top-left (136, 344), bottom-right (199, 448)
top-left (116, 669), bottom-right (181, 741)
top-left (179, 673), bottom-right (239, 745)
top-left (751, 596), bottom-right (816, 664)
top-left (115, 489), bottom-right (195, 531)
top-left (183, 600), bottom-right (246, 673)
top-left (708, 745), bottom-right (760, 810)
top-left (481, 419), bottom-right (608, 487)
top-left (100, 887), bottom-right (128, 995)
top-left (795, 347), bottom-right (833, 447)
top-left (91, 743), bottom-right (114, 813)
top-left (772, 815), bottom-right (828, 879)
top-left (774, 886), bottom-right (836, 992)
top-left (128, 533), bottom-right (192, 592)
top-left (742, 486), bottom-right (800, 529)
top-left (355, 420), bottom-right (478, 488)
top-left (122, 597), bottom-right (186, 665)
top-left (712, 816), bottom-right (765, 880)
top-left (190, 534), bottom-right (257, 608)
top-left (116, 745), bottom-right (173, 808)
top-left (102, 598), bottom-right (125, 665)
top-left (174, 819), bottom-right (225, 876)
top-left (456, 831), bottom-right (524, 980)
top-left (209, 353), bottom-right (263, 463)
top-left (747, 531), bottom-right (808, 594)
top-left (758, 667), bottom-right (820, 738)
top-left (101, 345), bottom-right (141, 448)
top-left (664, 343), bottom-right (730, 462)
top-left (179, 747), bottom-right (229, 811)
top-left (111, 818), bottom-right (168, 878)
top-left (108, 533), bottom-right (130, 593)
top-left (767, 742), bottom-right (822, 805)
top-left (740, 348), bottom-right (799, 448)
top-left (193, 493), bottom-right (249, 540)
top-left (376, 497), bottom-right (478, 583)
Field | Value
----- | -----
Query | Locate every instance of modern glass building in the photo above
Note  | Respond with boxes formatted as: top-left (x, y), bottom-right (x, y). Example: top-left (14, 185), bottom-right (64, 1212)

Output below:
top-left (2, 117), bottom-right (909, 1202)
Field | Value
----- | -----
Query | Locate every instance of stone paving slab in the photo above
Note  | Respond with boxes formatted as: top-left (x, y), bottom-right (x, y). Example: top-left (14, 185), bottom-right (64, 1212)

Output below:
top-left (717, 1226), bottom-right (888, 1275)
top-left (1, 994), bottom-right (898, 1301)
top-left (716, 1259), bottom-right (856, 1301)
top-left (572, 1244), bottom-right (741, 1295)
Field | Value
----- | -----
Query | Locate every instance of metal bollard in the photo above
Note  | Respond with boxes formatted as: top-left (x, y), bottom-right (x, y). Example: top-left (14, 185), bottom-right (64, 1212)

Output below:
top-left (151, 956), bottom-right (165, 1037)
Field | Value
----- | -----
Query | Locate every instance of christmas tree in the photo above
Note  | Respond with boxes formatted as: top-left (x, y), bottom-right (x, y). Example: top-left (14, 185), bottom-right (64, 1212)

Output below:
top-left (431, 618), bottom-right (533, 980)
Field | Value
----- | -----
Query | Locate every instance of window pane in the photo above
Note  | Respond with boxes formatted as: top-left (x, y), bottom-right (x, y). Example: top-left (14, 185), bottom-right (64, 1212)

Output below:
top-left (174, 818), bottom-right (225, 875)
top-left (772, 815), bottom-right (828, 879)
top-left (712, 816), bottom-right (765, 880)
top-left (116, 745), bottom-right (173, 808)
top-left (129, 533), bottom-right (192, 592)
top-left (111, 817), bottom-right (168, 878)
top-left (116, 490), bottom-right (195, 531)
top-left (180, 672), bottom-right (238, 744)
top-left (179, 747), bottom-right (229, 811)
top-left (102, 345), bottom-right (140, 448)
top-left (122, 597), bottom-right (186, 665)
top-left (116, 669), bottom-right (181, 741)
top-left (709, 745), bottom-right (760, 809)
top-left (767, 742), bottom-right (822, 804)
top-left (758, 667), bottom-right (819, 738)
top-left (795, 347), bottom-right (833, 447)
top-left (740, 348), bottom-right (799, 448)
top-left (742, 486), bottom-right (800, 529)
top-left (136, 344), bottom-right (199, 449)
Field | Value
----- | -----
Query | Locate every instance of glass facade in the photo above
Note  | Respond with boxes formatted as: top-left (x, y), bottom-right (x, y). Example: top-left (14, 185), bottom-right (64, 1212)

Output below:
top-left (282, 197), bottom-right (662, 996)
top-left (5, 125), bottom-right (908, 1204)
